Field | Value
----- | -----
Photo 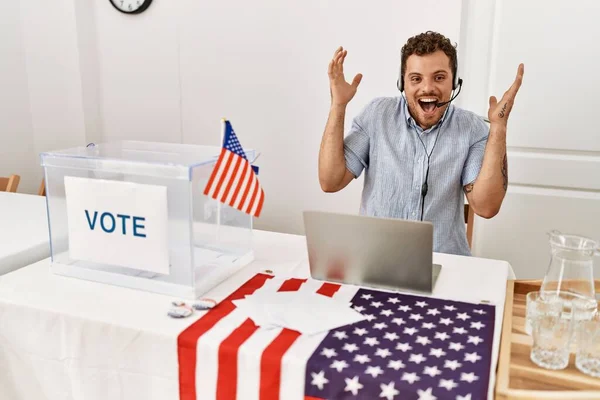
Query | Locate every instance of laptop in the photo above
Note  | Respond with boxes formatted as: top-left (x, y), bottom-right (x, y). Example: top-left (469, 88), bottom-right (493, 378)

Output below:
top-left (302, 210), bottom-right (441, 294)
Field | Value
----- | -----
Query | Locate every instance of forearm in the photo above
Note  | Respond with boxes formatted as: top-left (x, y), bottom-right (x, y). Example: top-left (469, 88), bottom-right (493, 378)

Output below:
top-left (318, 104), bottom-right (348, 191)
top-left (468, 125), bottom-right (508, 218)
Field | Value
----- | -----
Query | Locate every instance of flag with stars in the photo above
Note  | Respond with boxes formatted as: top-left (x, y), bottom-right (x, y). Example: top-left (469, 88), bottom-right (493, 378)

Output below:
top-left (203, 119), bottom-right (264, 217)
top-left (177, 274), bottom-right (495, 400)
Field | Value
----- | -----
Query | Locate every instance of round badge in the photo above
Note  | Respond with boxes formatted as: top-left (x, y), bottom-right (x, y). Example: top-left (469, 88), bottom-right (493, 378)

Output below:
top-left (193, 298), bottom-right (217, 311)
top-left (167, 307), bottom-right (192, 318)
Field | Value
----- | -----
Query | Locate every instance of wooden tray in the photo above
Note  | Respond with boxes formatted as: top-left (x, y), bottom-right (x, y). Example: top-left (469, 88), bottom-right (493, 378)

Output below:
top-left (495, 280), bottom-right (600, 399)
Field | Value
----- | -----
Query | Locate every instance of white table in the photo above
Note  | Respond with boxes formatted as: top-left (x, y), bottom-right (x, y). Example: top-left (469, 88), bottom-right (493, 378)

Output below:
top-left (0, 192), bottom-right (50, 276)
top-left (0, 228), bottom-right (512, 400)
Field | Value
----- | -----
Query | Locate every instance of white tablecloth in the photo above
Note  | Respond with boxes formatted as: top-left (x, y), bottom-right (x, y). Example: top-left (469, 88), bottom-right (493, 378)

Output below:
top-left (0, 192), bottom-right (50, 276)
top-left (0, 227), bottom-right (513, 400)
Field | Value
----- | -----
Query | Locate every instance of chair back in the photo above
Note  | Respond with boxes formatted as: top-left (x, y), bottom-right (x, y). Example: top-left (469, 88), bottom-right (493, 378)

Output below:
top-left (464, 203), bottom-right (474, 249)
top-left (0, 174), bottom-right (20, 192)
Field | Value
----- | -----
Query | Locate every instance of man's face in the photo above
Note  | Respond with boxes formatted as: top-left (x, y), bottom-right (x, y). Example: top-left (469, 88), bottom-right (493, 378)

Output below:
top-left (404, 50), bottom-right (454, 130)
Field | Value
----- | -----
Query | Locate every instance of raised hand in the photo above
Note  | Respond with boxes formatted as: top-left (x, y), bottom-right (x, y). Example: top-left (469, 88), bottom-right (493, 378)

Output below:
top-left (488, 63), bottom-right (525, 126)
top-left (328, 46), bottom-right (363, 107)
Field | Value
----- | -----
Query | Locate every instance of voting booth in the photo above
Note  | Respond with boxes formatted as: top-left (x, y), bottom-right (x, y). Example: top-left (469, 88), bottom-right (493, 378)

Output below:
top-left (40, 141), bottom-right (257, 299)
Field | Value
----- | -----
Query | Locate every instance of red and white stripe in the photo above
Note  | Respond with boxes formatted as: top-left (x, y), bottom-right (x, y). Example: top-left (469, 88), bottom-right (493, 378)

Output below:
top-left (203, 148), bottom-right (264, 217)
top-left (177, 274), bottom-right (360, 400)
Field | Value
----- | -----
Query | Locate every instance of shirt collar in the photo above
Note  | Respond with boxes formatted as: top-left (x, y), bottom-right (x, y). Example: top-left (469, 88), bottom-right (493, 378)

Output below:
top-left (403, 96), bottom-right (451, 132)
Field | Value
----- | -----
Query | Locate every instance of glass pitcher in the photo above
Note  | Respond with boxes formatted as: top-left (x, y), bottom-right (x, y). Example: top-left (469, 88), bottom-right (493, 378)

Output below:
top-left (540, 230), bottom-right (599, 319)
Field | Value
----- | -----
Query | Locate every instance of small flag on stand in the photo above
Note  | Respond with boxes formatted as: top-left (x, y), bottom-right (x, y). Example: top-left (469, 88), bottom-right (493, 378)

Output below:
top-left (203, 119), bottom-right (264, 217)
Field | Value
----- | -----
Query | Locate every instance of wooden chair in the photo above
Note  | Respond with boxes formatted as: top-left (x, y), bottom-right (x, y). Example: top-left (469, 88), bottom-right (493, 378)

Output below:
top-left (38, 179), bottom-right (46, 196)
top-left (464, 203), bottom-right (474, 249)
top-left (0, 174), bottom-right (21, 193)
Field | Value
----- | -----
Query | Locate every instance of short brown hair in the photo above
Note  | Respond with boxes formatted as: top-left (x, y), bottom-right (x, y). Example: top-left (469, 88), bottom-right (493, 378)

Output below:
top-left (400, 31), bottom-right (457, 86)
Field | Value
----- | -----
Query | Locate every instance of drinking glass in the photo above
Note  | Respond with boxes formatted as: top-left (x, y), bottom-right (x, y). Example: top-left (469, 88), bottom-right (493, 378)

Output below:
top-left (530, 298), bottom-right (572, 370)
top-left (525, 291), bottom-right (562, 335)
top-left (575, 313), bottom-right (600, 377)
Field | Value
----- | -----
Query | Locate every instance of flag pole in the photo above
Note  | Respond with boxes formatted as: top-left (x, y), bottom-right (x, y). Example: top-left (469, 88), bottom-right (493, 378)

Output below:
top-left (216, 118), bottom-right (226, 243)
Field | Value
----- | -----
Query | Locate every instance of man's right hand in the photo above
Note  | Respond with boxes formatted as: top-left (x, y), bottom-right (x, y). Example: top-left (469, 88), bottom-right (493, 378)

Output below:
top-left (328, 46), bottom-right (363, 107)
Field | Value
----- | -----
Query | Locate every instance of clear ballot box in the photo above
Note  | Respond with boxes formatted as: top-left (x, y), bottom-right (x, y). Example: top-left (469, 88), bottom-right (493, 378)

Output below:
top-left (40, 141), bottom-right (257, 299)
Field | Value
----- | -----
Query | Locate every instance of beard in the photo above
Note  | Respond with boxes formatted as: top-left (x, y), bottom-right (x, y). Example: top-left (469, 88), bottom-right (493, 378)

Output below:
top-left (406, 96), bottom-right (447, 130)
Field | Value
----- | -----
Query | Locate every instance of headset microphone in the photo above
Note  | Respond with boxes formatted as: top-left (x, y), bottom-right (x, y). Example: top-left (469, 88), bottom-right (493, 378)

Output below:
top-left (435, 78), bottom-right (463, 108)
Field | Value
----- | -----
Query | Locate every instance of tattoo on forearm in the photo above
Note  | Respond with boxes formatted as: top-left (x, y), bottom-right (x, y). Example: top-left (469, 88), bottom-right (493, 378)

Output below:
top-left (498, 103), bottom-right (507, 118)
top-left (464, 183), bottom-right (474, 194)
top-left (502, 153), bottom-right (508, 191)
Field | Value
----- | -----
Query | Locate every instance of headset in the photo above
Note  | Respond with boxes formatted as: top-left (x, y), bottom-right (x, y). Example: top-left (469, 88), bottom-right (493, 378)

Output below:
top-left (396, 55), bottom-right (463, 221)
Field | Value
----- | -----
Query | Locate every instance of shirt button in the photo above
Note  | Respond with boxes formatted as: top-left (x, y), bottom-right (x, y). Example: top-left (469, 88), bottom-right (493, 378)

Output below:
top-left (415, 185), bottom-right (419, 190)
top-left (412, 212), bottom-right (416, 217)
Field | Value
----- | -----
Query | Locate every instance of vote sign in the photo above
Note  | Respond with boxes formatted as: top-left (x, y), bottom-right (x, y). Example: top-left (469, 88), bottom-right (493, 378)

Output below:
top-left (64, 176), bottom-right (170, 275)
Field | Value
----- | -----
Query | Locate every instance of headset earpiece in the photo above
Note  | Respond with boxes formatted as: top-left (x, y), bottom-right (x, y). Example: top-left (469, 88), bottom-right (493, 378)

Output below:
top-left (397, 63), bottom-right (404, 92)
top-left (455, 77), bottom-right (463, 91)
top-left (452, 64), bottom-right (460, 90)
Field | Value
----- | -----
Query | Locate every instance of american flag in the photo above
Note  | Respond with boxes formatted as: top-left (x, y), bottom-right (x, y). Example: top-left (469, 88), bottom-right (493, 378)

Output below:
top-left (177, 274), bottom-right (495, 400)
top-left (203, 120), bottom-right (264, 217)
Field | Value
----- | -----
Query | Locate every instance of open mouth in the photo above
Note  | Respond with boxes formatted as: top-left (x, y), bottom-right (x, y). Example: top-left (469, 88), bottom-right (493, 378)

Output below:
top-left (418, 98), bottom-right (438, 115)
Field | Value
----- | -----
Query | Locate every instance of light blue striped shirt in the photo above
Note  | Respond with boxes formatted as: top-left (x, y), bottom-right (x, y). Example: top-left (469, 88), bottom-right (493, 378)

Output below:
top-left (343, 96), bottom-right (489, 256)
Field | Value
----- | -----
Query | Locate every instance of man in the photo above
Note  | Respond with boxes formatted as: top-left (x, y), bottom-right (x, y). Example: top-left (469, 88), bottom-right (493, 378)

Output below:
top-left (318, 31), bottom-right (524, 256)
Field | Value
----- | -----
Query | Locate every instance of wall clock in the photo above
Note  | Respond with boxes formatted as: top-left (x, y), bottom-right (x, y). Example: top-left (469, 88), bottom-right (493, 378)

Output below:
top-left (109, 0), bottom-right (153, 15)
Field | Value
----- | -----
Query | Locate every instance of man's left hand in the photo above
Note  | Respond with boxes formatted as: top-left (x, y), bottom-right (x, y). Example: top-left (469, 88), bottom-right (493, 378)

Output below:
top-left (488, 63), bottom-right (525, 127)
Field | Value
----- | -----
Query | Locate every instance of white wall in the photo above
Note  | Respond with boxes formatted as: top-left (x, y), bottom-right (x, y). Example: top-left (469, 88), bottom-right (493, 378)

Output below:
top-left (0, 0), bottom-right (89, 194)
top-left (92, 0), bottom-right (181, 143)
top-left (4, 0), bottom-right (461, 230)
top-left (0, 0), bottom-right (36, 193)
top-left (73, 0), bottom-right (103, 145)
top-left (80, 0), bottom-right (462, 234)
top-left (19, 0), bottom-right (88, 167)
